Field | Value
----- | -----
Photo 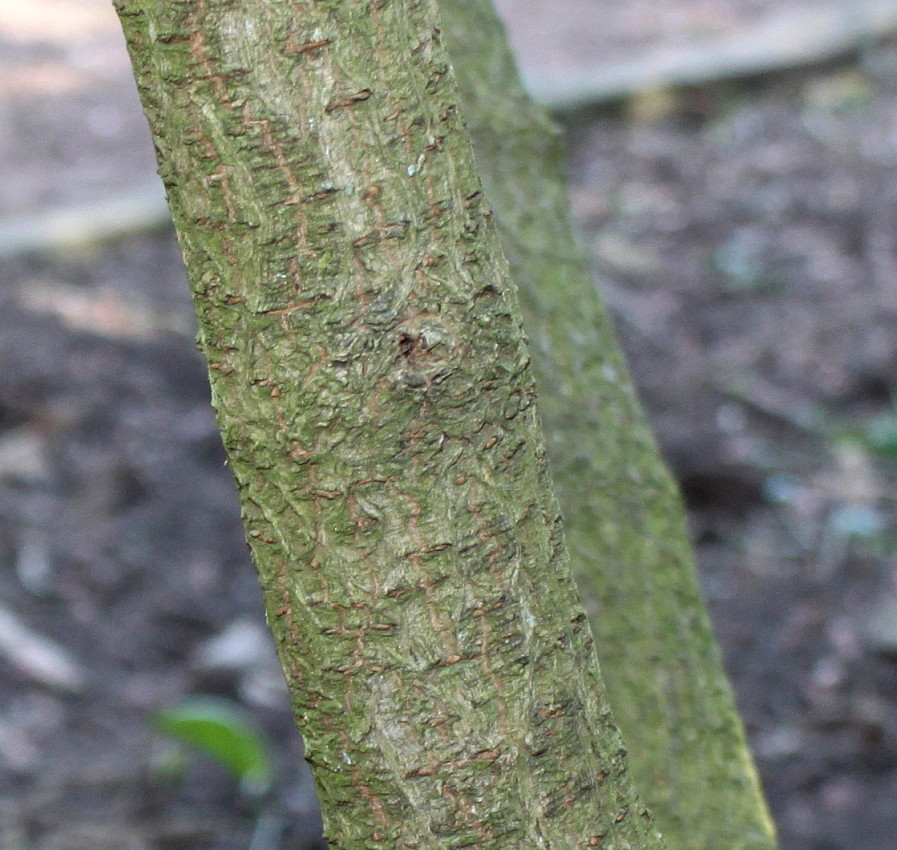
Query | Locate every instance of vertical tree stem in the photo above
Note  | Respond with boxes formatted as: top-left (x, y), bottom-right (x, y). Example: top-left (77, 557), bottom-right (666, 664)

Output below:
top-left (114, 1), bottom-right (666, 847)
top-left (437, 2), bottom-right (777, 847)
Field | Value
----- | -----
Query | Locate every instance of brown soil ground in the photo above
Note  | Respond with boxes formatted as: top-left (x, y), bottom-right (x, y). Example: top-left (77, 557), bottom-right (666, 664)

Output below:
top-left (2, 2), bottom-right (897, 849)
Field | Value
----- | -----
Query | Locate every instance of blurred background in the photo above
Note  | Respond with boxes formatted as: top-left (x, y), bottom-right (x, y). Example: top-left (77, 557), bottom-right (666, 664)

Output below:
top-left (2, 1), bottom-right (897, 848)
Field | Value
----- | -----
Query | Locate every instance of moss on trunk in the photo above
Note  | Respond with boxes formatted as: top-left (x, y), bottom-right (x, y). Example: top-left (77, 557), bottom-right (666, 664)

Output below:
top-left (437, 2), bottom-right (777, 847)
top-left (115, 0), bottom-right (666, 847)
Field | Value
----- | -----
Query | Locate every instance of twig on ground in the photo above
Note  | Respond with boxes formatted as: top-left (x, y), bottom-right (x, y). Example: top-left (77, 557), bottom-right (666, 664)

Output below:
top-left (711, 375), bottom-right (827, 435)
top-left (0, 605), bottom-right (86, 692)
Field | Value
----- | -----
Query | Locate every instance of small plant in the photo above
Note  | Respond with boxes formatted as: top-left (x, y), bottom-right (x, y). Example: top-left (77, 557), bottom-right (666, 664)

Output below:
top-left (155, 696), bottom-right (292, 848)
top-left (155, 696), bottom-right (274, 796)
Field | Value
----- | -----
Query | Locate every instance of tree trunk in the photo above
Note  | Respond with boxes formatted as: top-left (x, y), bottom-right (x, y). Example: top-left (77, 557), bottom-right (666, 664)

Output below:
top-left (438, 2), bottom-right (777, 848)
top-left (114, 1), bottom-right (665, 848)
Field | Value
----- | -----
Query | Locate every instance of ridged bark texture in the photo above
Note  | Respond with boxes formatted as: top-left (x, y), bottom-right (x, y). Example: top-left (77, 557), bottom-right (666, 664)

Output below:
top-left (114, 1), bottom-right (665, 848)
top-left (437, 2), bottom-right (777, 848)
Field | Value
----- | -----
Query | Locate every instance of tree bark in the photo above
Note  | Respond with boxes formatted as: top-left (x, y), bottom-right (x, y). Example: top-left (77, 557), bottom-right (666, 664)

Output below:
top-left (437, 2), bottom-right (777, 848)
top-left (114, 1), bottom-right (665, 848)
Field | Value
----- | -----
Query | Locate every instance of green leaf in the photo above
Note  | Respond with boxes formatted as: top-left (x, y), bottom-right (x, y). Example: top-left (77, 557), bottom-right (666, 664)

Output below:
top-left (155, 697), bottom-right (273, 795)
